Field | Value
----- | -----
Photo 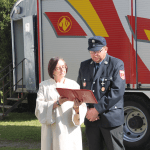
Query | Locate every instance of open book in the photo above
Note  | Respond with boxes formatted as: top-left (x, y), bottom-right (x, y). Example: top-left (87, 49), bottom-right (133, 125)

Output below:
top-left (56, 88), bottom-right (98, 104)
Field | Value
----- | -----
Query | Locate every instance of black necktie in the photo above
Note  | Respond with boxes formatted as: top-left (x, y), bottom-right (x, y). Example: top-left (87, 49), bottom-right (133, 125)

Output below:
top-left (95, 63), bottom-right (100, 76)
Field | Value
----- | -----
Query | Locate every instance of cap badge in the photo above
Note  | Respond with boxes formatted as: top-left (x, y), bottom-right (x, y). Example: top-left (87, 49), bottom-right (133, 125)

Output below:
top-left (92, 40), bottom-right (95, 43)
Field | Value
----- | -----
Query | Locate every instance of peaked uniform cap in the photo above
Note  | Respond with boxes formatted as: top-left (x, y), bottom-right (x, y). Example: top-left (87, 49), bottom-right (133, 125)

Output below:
top-left (88, 36), bottom-right (107, 51)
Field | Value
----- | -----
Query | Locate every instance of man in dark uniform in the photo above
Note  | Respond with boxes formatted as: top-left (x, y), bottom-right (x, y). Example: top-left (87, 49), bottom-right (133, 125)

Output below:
top-left (77, 36), bottom-right (125, 150)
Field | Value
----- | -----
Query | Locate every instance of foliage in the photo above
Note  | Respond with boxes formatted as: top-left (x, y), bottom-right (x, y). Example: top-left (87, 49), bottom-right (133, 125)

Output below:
top-left (0, 91), bottom-right (3, 103)
top-left (0, 0), bottom-right (17, 78)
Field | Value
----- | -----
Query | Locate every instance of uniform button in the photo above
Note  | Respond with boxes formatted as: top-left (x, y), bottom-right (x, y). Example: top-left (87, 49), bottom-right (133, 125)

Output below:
top-left (93, 82), bottom-right (95, 84)
top-left (115, 106), bottom-right (117, 109)
top-left (93, 90), bottom-right (95, 92)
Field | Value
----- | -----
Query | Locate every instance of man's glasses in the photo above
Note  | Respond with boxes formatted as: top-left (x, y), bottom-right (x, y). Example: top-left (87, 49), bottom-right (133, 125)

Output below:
top-left (89, 48), bottom-right (104, 54)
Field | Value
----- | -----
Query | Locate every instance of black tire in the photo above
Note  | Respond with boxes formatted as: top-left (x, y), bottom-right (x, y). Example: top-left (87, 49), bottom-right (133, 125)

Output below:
top-left (123, 94), bottom-right (150, 150)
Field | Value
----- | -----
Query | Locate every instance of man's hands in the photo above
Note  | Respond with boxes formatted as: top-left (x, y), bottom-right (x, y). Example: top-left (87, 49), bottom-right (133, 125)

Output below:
top-left (86, 107), bottom-right (100, 122)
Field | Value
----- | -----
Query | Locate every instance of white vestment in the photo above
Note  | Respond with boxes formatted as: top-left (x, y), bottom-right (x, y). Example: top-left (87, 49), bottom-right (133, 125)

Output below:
top-left (35, 78), bottom-right (87, 150)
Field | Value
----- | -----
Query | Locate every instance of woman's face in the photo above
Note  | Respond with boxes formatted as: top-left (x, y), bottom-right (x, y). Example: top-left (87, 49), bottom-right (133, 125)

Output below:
top-left (53, 59), bottom-right (67, 78)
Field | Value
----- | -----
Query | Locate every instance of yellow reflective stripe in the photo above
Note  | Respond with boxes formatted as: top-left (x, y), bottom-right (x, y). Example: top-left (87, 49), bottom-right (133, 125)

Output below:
top-left (68, 0), bottom-right (109, 37)
top-left (144, 29), bottom-right (150, 41)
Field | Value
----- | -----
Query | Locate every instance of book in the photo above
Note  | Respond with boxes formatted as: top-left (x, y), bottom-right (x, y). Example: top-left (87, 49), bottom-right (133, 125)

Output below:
top-left (56, 88), bottom-right (98, 104)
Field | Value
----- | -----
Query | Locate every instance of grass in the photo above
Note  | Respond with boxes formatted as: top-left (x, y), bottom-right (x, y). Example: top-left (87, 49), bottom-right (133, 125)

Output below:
top-left (0, 112), bottom-right (41, 142)
top-left (0, 112), bottom-right (88, 150)
top-left (0, 148), bottom-right (39, 150)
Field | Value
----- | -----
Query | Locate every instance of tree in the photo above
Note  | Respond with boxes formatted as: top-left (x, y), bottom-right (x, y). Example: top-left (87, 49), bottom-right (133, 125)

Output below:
top-left (0, 0), bottom-right (17, 76)
top-left (0, 0), bottom-right (17, 86)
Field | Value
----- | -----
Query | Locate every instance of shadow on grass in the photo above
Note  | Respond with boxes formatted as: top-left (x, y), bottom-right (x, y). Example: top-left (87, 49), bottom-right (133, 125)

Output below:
top-left (81, 126), bottom-right (89, 150)
top-left (0, 125), bottom-right (41, 142)
top-left (0, 112), bottom-right (92, 150)
top-left (0, 112), bottom-right (89, 150)
top-left (0, 125), bottom-right (89, 149)
top-left (0, 112), bottom-right (37, 122)
top-left (0, 125), bottom-right (89, 150)
top-left (0, 148), bottom-right (39, 150)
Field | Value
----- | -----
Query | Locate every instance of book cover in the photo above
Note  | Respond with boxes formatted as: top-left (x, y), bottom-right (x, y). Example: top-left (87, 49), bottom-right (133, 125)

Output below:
top-left (56, 88), bottom-right (98, 104)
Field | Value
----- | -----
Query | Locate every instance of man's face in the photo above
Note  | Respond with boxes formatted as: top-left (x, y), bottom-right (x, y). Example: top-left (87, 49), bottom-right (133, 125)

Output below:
top-left (90, 46), bottom-right (108, 63)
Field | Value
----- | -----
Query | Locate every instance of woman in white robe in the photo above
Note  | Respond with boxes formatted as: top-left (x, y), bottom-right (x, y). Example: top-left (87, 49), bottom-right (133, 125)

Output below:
top-left (35, 57), bottom-right (87, 150)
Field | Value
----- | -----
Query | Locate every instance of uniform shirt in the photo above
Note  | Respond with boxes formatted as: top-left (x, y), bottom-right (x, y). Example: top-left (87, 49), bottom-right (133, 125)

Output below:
top-left (77, 54), bottom-right (125, 127)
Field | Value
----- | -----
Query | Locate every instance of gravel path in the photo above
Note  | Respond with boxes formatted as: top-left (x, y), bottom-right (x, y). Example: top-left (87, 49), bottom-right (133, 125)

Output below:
top-left (0, 140), bottom-right (41, 149)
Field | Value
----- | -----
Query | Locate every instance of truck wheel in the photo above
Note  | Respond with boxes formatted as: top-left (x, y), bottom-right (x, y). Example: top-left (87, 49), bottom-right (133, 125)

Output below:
top-left (123, 95), bottom-right (150, 150)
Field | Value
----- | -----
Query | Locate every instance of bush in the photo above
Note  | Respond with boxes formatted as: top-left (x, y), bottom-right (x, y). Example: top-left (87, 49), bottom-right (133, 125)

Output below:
top-left (0, 0), bottom-right (17, 79)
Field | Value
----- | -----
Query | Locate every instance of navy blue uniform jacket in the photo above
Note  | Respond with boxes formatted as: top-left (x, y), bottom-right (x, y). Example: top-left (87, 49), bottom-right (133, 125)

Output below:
top-left (77, 54), bottom-right (125, 128)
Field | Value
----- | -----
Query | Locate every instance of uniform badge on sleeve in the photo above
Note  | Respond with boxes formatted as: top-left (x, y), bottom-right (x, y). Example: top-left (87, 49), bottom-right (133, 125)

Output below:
top-left (119, 70), bottom-right (125, 80)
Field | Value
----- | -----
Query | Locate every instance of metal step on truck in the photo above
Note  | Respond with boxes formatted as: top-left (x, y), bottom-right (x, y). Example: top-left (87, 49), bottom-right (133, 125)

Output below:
top-left (1, 0), bottom-right (150, 150)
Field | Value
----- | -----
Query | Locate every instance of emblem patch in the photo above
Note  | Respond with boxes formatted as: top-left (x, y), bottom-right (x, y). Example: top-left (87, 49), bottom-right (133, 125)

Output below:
top-left (119, 70), bottom-right (125, 80)
top-left (83, 79), bottom-right (86, 87)
top-left (101, 87), bottom-right (105, 91)
top-left (58, 16), bottom-right (72, 33)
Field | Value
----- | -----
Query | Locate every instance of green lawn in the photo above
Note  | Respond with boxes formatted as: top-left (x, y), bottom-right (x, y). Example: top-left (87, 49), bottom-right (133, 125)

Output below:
top-left (0, 148), bottom-right (39, 150)
top-left (0, 112), bottom-right (41, 142)
top-left (0, 112), bottom-right (88, 150)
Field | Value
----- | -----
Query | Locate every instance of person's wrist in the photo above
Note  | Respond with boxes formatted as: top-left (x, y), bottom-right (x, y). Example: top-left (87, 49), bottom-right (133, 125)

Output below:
top-left (73, 106), bottom-right (79, 114)
top-left (73, 106), bottom-right (79, 109)
top-left (56, 100), bottom-right (61, 106)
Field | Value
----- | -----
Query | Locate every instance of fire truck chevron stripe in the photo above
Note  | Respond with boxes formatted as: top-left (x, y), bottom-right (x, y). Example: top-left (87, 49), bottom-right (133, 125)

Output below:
top-left (144, 30), bottom-right (150, 41)
top-left (127, 15), bottom-right (150, 41)
top-left (87, 0), bottom-right (150, 84)
top-left (45, 12), bottom-right (87, 36)
top-left (68, 0), bottom-right (109, 37)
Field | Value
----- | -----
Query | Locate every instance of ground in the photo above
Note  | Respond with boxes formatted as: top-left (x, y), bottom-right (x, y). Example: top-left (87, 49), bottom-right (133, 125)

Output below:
top-left (0, 140), bottom-right (41, 149)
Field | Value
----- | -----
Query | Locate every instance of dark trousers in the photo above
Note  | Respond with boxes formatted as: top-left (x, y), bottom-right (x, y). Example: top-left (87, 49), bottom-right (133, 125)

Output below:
top-left (86, 125), bottom-right (125, 150)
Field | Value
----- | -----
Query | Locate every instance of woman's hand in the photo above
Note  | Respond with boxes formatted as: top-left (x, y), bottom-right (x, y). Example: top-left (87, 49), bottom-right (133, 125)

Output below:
top-left (59, 96), bottom-right (68, 105)
top-left (53, 96), bottom-right (68, 109)
top-left (73, 99), bottom-right (82, 114)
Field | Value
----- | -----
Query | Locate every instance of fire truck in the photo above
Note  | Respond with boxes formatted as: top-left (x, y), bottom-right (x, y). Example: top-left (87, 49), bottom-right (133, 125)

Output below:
top-left (6, 0), bottom-right (150, 149)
